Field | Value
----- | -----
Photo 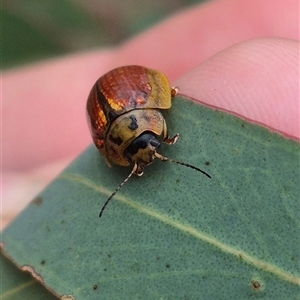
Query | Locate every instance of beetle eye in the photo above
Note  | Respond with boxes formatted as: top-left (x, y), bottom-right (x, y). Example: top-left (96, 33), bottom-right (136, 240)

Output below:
top-left (149, 138), bottom-right (160, 148)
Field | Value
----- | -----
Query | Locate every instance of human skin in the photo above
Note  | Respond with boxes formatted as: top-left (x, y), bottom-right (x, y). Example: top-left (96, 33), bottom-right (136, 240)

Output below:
top-left (2, 0), bottom-right (299, 228)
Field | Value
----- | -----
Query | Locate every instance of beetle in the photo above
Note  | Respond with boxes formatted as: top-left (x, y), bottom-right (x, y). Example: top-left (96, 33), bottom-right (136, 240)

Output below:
top-left (86, 65), bottom-right (210, 217)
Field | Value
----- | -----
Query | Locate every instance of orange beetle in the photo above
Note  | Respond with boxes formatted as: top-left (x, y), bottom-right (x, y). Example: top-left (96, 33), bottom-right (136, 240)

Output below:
top-left (86, 66), bottom-right (210, 217)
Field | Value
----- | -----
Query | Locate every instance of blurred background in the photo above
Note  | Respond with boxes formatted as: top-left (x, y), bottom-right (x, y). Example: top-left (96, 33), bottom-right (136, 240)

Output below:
top-left (2, 0), bottom-right (206, 70)
top-left (2, 0), bottom-right (208, 229)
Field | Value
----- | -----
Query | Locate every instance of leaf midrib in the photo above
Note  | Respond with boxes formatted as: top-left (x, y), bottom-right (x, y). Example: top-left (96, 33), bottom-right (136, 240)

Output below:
top-left (61, 173), bottom-right (300, 286)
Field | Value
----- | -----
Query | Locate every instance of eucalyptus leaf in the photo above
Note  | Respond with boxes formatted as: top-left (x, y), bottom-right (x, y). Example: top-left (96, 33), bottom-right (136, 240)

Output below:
top-left (2, 97), bottom-right (299, 299)
top-left (1, 254), bottom-right (57, 300)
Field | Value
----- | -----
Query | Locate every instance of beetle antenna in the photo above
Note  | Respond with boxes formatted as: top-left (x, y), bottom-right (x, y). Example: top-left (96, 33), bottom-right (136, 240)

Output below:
top-left (99, 164), bottom-right (137, 217)
top-left (155, 152), bottom-right (211, 178)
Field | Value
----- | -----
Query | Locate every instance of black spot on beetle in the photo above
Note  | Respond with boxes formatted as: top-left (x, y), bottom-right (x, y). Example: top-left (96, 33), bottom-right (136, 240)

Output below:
top-left (95, 86), bottom-right (107, 108)
top-left (93, 284), bottom-right (98, 290)
top-left (141, 91), bottom-right (148, 99)
top-left (109, 135), bottom-right (123, 146)
top-left (142, 113), bottom-right (150, 122)
top-left (40, 260), bottom-right (46, 266)
top-left (205, 161), bottom-right (210, 166)
top-left (165, 263), bottom-right (170, 268)
top-left (128, 115), bottom-right (138, 131)
top-left (95, 85), bottom-right (118, 122)
top-left (107, 110), bottom-right (118, 122)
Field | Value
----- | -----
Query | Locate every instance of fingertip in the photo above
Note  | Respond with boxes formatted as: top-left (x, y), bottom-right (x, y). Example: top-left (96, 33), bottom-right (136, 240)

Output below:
top-left (175, 38), bottom-right (299, 140)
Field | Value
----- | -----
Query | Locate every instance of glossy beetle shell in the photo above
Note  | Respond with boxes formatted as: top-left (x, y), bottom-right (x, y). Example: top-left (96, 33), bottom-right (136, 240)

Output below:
top-left (86, 65), bottom-right (174, 167)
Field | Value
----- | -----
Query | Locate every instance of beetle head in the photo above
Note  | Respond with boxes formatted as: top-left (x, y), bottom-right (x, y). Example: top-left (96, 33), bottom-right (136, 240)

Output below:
top-left (124, 132), bottom-right (160, 176)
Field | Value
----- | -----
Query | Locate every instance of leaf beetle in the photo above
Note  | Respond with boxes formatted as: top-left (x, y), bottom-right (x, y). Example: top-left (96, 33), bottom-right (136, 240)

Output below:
top-left (86, 65), bottom-right (210, 217)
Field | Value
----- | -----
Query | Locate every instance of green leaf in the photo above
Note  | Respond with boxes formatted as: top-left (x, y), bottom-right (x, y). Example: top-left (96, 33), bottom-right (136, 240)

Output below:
top-left (1, 253), bottom-right (57, 300)
top-left (2, 97), bottom-right (299, 299)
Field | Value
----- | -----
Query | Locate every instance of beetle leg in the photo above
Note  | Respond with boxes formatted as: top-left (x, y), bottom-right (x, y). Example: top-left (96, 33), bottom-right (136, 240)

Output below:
top-left (164, 133), bottom-right (179, 145)
top-left (103, 156), bottom-right (112, 167)
top-left (162, 119), bottom-right (180, 145)
top-left (171, 86), bottom-right (179, 97)
top-left (133, 163), bottom-right (144, 176)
